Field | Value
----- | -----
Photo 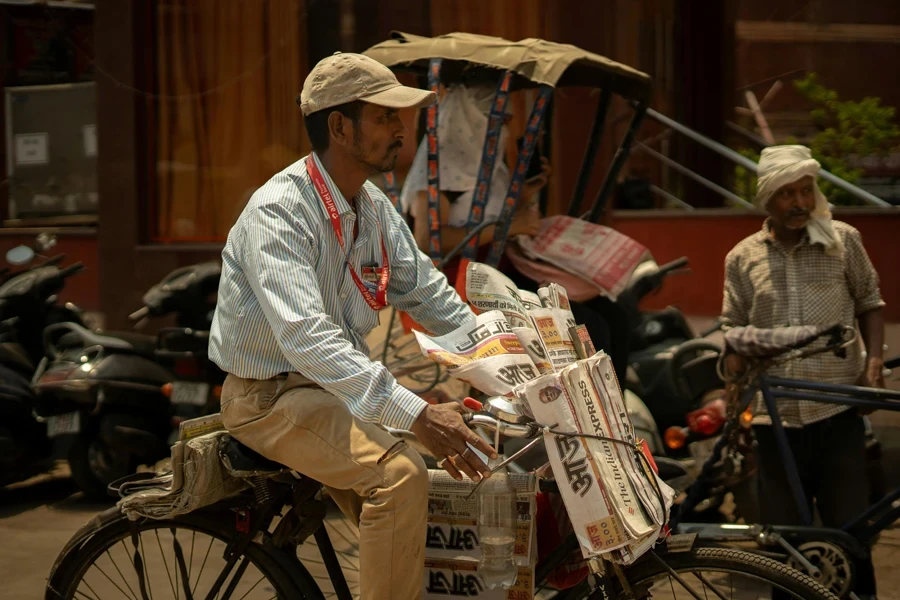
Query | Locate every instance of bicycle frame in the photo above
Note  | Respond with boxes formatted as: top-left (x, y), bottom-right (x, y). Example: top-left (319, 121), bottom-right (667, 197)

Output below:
top-left (674, 363), bottom-right (900, 568)
top-left (759, 374), bottom-right (900, 542)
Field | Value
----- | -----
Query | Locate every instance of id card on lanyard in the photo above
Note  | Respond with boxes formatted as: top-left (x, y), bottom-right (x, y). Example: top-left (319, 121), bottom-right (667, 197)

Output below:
top-left (306, 156), bottom-right (391, 311)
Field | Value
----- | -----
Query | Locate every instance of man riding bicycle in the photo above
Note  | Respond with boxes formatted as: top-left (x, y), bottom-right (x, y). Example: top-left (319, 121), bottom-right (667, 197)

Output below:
top-left (209, 52), bottom-right (497, 600)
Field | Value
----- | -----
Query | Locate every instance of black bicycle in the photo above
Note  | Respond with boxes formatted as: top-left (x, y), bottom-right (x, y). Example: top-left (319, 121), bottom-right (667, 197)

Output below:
top-left (673, 324), bottom-right (900, 599)
top-left (45, 408), bottom-right (837, 600)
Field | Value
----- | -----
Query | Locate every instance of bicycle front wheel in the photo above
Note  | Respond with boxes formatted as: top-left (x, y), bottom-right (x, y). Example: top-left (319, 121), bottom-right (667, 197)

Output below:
top-left (45, 510), bottom-right (325, 600)
top-left (564, 546), bottom-right (837, 600)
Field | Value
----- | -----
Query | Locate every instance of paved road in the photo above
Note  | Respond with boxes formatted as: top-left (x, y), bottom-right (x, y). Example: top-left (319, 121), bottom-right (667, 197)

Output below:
top-left (5, 426), bottom-right (900, 600)
top-left (4, 321), bottom-right (900, 599)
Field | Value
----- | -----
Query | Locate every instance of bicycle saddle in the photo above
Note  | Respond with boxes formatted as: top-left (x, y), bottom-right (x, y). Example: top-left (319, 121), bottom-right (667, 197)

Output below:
top-left (219, 434), bottom-right (288, 476)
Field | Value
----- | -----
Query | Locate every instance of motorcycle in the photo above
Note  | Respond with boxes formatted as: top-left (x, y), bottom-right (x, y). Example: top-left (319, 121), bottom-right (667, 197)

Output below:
top-left (0, 244), bottom-right (86, 487)
top-left (32, 262), bottom-right (223, 498)
top-left (613, 257), bottom-right (756, 522)
top-left (618, 257), bottom-right (725, 437)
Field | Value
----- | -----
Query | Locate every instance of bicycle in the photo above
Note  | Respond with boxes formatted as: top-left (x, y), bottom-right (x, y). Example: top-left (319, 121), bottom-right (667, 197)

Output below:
top-left (45, 408), bottom-right (837, 600)
top-left (672, 323), bottom-right (900, 599)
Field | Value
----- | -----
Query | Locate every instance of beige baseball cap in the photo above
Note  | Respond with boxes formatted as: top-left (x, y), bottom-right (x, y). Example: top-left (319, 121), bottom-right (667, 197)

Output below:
top-left (298, 52), bottom-right (435, 116)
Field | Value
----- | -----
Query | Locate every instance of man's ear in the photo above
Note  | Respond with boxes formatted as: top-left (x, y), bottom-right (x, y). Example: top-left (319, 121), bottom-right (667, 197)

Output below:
top-left (327, 111), bottom-right (349, 148)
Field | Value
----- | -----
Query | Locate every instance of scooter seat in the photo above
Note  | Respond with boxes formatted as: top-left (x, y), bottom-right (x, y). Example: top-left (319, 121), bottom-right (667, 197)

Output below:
top-left (99, 331), bottom-right (159, 357)
top-left (51, 323), bottom-right (158, 357)
top-left (218, 434), bottom-right (288, 475)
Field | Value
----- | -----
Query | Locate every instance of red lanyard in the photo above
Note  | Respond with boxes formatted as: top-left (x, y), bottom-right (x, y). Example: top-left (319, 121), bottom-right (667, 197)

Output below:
top-left (306, 156), bottom-right (390, 311)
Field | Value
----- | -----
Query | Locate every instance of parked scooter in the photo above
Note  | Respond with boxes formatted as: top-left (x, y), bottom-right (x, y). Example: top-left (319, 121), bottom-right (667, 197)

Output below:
top-left (0, 241), bottom-right (86, 487)
top-left (612, 257), bottom-right (752, 521)
top-left (617, 257), bottom-right (725, 437)
top-left (32, 262), bottom-right (223, 498)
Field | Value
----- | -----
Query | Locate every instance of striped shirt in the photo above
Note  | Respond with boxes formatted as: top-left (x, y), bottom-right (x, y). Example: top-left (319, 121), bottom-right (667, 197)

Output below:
top-left (722, 219), bottom-right (884, 427)
top-left (209, 153), bottom-right (473, 430)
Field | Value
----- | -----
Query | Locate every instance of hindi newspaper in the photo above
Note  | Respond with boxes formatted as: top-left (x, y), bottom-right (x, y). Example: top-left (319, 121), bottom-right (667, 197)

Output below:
top-left (414, 264), bottom-right (672, 565)
top-left (512, 327), bottom-right (552, 375)
top-left (517, 216), bottom-right (649, 300)
top-left (452, 355), bottom-right (541, 396)
top-left (426, 470), bottom-right (536, 565)
top-left (414, 310), bottom-right (541, 395)
top-left (528, 307), bottom-right (578, 372)
top-left (518, 371), bottom-right (630, 555)
top-left (538, 282), bottom-right (570, 310)
top-left (423, 560), bottom-right (534, 600)
top-left (517, 352), bottom-right (674, 563)
top-left (414, 311), bottom-right (526, 370)
top-left (466, 263), bottom-right (538, 328)
top-left (424, 470), bottom-right (536, 600)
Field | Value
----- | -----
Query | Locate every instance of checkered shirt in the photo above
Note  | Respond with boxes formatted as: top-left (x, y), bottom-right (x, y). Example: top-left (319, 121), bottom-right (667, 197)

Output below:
top-left (721, 220), bottom-right (884, 427)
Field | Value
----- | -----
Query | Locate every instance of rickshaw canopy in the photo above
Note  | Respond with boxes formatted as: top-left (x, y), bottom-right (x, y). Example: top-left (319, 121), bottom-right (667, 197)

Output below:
top-left (363, 31), bottom-right (652, 101)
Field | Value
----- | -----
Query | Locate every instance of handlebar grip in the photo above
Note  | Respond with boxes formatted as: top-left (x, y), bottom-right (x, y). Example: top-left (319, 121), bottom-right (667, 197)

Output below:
top-left (129, 306), bottom-right (150, 322)
top-left (698, 319), bottom-right (725, 338)
top-left (657, 256), bottom-right (689, 275)
top-left (463, 397), bottom-right (483, 412)
top-left (58, 263), bottom-right (85, 278)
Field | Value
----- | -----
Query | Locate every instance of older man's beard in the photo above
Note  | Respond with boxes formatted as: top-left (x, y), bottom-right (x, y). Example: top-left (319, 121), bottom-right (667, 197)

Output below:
top-left (783, 207), bottom-right (811, 229)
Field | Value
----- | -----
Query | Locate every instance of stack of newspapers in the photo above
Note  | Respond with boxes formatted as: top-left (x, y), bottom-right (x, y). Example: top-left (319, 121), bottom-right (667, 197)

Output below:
top-left (414, 262), bottom-right (674, 564)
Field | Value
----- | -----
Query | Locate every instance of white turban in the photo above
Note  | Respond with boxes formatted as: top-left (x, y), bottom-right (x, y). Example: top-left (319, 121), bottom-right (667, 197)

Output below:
top-left (399, 85), bottom-right (510, 223)
top-left (754, 145), bottom-right (843, 257)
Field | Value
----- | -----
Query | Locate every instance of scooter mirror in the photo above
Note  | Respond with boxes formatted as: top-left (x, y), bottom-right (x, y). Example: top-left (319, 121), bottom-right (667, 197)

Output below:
top-left (35, 232), bottom-right (57, 252)
top-left (6, 245), bottom-right (34, 266)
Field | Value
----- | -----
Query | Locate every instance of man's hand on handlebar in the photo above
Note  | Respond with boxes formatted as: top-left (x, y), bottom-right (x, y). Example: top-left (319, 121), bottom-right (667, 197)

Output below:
top-left (411, 403), bottom-right (498, 483)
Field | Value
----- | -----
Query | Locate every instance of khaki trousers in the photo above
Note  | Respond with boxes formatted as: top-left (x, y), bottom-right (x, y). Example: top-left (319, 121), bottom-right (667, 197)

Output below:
top-left (220, 372), bottom-right (427, 600)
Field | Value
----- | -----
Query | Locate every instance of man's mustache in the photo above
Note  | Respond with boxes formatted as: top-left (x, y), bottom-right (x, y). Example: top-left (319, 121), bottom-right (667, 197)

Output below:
top-left (389, 141), bottom-right (402, 150)
top-left (787, 209), bottom-right (810, 217)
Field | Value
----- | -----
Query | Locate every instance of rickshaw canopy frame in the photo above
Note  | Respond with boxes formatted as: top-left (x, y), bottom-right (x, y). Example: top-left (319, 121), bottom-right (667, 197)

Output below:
top-left (364, 31), bottom-right (654, 221)
top-left (364, 31), bottom-right (652, 101)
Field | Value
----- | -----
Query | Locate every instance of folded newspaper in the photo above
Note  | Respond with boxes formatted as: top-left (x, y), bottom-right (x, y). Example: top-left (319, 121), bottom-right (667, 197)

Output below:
top-left (414, 310), bottom-right (541, 396)
top-left (116, 414), bottom-right (248, 520)
top-left (515, 215), bottom-right (649, 300)
top-left (414, 262), bottom-right (674, 564)
top-left (518, 354), bottom-right (674, 564)
top-left (465, 262), bottom-right (543, 327)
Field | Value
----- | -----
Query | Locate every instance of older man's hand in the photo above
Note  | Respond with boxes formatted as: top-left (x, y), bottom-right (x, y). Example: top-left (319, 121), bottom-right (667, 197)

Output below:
top-left (863, 357), bottom-right (886, 389)
top-left (859, 357), bottom-right (886, 415)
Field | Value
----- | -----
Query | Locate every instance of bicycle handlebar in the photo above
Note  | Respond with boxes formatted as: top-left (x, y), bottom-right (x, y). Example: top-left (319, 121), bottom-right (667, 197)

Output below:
top-left (464, 412), bottom-right (541, 439)
top-left (58, 263), bottom-right (85, 279)
top-left (656, 256), bottom-right (689, 277)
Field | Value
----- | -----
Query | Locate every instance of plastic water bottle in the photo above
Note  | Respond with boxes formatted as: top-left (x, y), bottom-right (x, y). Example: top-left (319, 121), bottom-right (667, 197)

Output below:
top-left (477, 457), bottom-right (518, 589)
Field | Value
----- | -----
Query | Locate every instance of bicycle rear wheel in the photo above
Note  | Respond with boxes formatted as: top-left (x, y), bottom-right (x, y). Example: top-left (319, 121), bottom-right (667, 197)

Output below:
top-left (46, 510), bottom-right (325, 600)
top-left (561, 546), bottom-right (837, 600)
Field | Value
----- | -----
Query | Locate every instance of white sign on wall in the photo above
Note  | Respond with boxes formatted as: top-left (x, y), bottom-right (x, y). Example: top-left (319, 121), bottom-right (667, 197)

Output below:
top-left (83, 124), bottom-right (97, 157)
top-left (15, 133), bottom-right (49, 166)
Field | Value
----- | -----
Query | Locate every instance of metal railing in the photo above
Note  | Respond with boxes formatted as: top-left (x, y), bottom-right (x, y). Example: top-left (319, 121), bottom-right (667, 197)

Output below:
top-left (634, 107), bottom-right (895, 210)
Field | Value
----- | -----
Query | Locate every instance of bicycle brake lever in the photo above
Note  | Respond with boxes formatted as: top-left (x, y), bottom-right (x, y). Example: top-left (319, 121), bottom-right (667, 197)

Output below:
top-left (464, 436), bottom-right (543, 500)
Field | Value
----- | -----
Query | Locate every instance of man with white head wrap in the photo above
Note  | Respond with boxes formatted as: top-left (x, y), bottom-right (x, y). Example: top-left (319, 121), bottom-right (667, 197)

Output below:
top-left (722, 145), bottom-right (885, 599)
top-left (753, 145), bottom-right (844, 255)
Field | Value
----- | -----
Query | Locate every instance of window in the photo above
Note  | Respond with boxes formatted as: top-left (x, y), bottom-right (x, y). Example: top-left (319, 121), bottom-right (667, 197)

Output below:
top-left (147, 0), bottom-right (308, 242)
